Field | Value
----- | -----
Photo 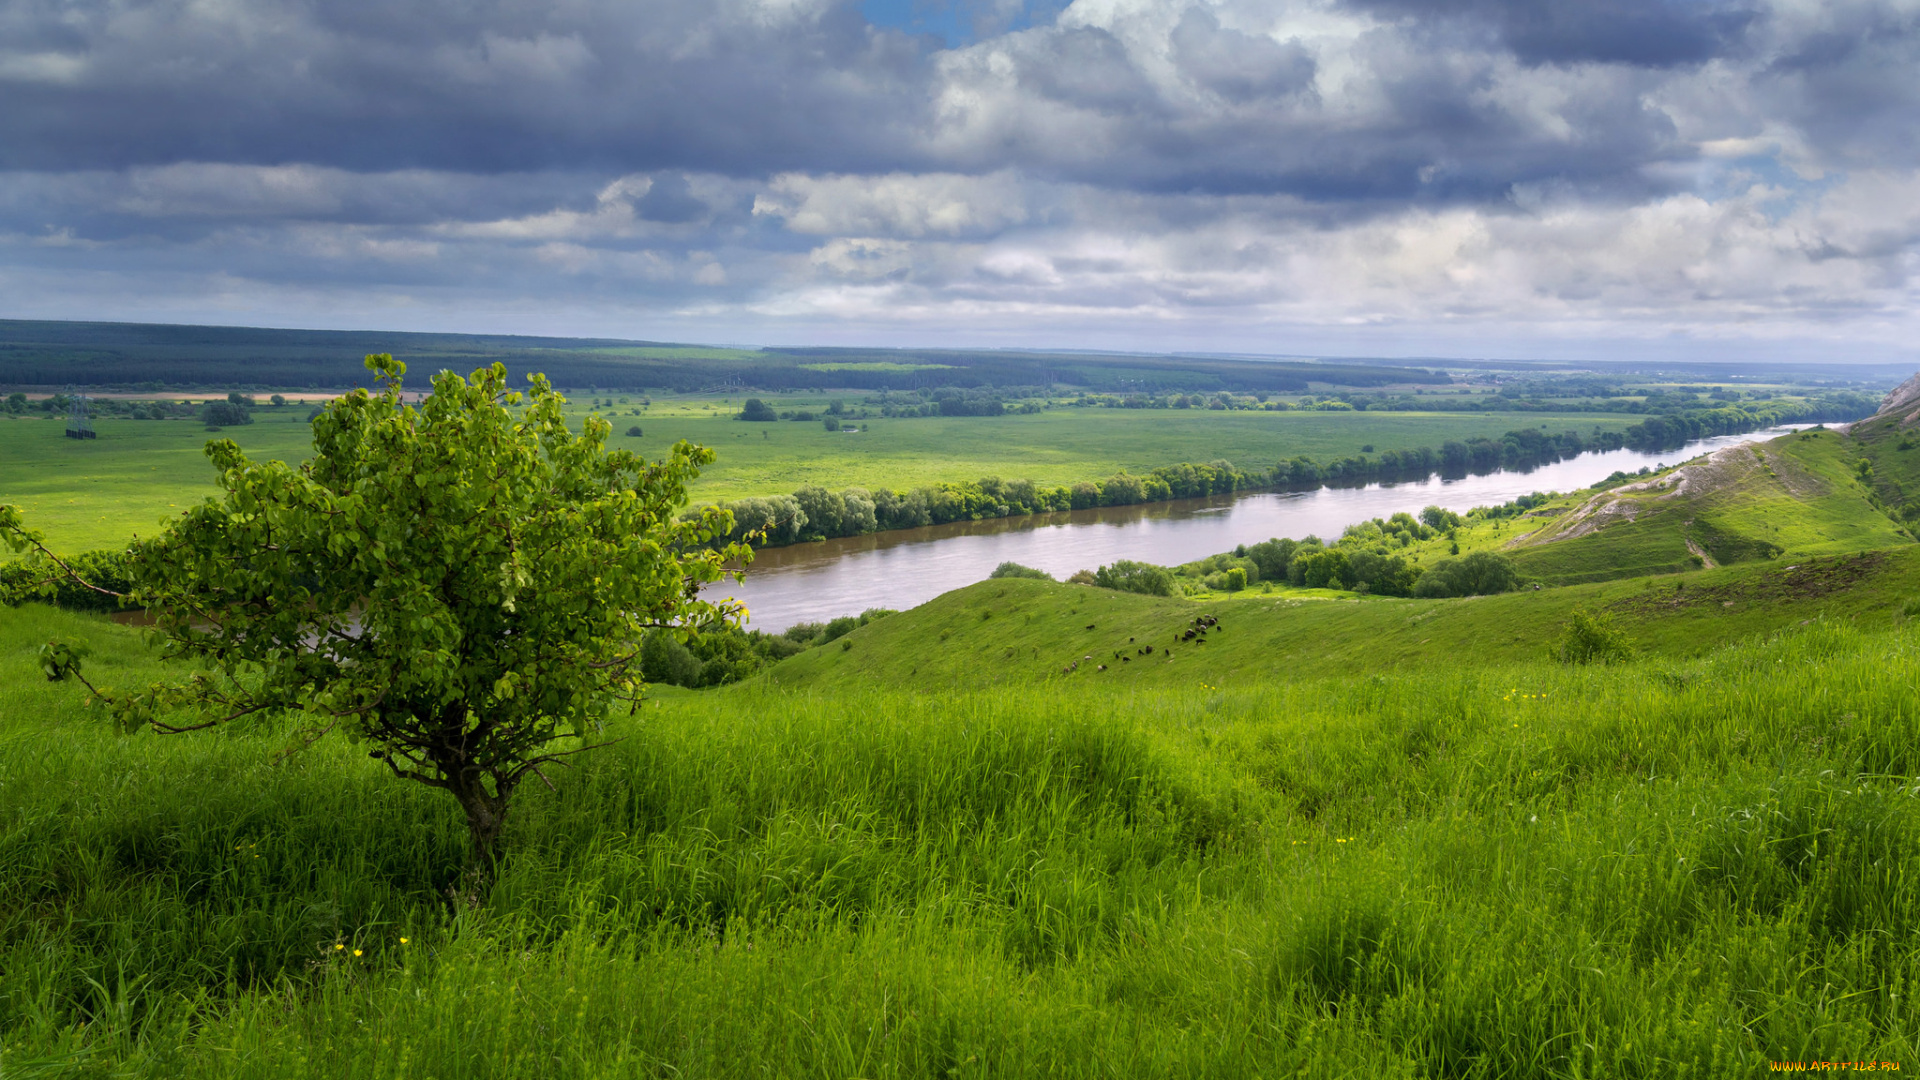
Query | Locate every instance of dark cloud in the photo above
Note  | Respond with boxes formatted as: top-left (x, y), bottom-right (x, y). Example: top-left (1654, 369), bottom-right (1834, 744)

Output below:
top-left (1169, 8), bottom-right (1316, 102)
top-left (1348, 0), bottom-right (1758, 68)
top-left (0, 0), bottom-right (930, 175)
top-left (0, 0), bottom-right (1915, 356)
top-left (1756, 2), bottom-right (1920, 168)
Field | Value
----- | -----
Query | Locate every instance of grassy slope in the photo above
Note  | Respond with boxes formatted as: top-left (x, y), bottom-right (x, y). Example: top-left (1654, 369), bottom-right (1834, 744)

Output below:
top-left (1393, 428), bottom-right (1911, 586)
top-left (5, 598), bottom-right (1919, 1075)
top-left (766, 547), bottom-right (1920, 692)
top-left (4, 403), bottom-right (1641, 554)
top-left (1849, 405), bottom-right (1920, 513)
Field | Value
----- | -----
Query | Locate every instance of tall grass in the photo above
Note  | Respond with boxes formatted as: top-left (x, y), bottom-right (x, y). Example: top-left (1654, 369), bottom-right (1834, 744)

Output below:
top-left (2, 603), bottom-right (1917, 1076)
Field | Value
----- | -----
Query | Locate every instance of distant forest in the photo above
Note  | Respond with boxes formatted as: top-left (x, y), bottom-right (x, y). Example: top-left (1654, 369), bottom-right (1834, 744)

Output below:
top-left (0, 320), bottom-right (1446, 394)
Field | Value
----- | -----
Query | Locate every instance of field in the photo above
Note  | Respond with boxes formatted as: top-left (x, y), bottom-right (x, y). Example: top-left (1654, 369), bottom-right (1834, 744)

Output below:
top-left (0, 410), bottom-right (318, 554)
top-left (5, 586), bottom-right (1919, 1075)
top-left (2, 405), bottom-right (1644, 554)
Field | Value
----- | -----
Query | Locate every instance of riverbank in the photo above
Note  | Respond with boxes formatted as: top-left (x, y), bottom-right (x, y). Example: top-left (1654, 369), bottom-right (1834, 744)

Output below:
top-left (710, 426), bottom-right (1823, 630)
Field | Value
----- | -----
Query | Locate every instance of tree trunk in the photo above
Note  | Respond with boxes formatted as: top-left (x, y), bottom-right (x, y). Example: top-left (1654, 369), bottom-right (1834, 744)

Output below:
top-left (447, 779), bottom-right (511, 903)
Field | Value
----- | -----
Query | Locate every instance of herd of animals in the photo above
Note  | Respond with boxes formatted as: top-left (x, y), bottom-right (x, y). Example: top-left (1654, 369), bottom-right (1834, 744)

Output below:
top-left (1060, 612), bottom-right (1221, 674)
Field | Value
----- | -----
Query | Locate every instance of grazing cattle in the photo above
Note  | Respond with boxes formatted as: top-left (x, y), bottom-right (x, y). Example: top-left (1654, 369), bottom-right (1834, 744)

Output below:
top-left (1128, 636), bottom-right (1135, 643)
top-left (1121, 656), bottom-right (1130, 662)
top-left (1085, 624), bottom-right (1096, 630)
top-left (1144, 645), bottom-right (1153, 654)
top-left (1097, 664), bottom-right (1107, 671)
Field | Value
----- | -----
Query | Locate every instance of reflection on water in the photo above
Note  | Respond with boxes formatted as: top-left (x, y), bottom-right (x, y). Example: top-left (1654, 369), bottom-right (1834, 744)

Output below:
top-left (715, 426), bottom-right (1815, 630)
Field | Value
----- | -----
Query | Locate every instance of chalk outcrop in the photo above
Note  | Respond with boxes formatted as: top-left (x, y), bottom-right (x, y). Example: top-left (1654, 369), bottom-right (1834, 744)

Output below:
top-left (1866, 370), bottom-right (1920, 428)
top-left (1510, 439), bottom-right (1821, 550)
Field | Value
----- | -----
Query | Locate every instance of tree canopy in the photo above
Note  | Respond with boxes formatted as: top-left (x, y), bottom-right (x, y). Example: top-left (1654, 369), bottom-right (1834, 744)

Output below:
top-left (3, 355), bottom-right (748, 873)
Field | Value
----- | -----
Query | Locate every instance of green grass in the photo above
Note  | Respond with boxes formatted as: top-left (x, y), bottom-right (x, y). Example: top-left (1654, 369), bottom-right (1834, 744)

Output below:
top-left (1404, 428), bottom-right (1913, 586)
top-left (3, 405), bottom-right (1644, 554)
top-left (4, 598), bottom-right (1919, 1076)
top-left (765, 548), bottom-right (1920, 691)
top-left (0, 411), bottom-right (321, 553)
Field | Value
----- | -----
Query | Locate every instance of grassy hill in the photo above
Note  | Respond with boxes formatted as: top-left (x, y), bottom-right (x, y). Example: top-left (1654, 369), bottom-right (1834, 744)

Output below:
top-left (4, 591), bottom-right (1919, 1074)
top-left (766, 548), bottom-right (1920, 692)
top-left (1350, 427), bottom-right (1913, 589)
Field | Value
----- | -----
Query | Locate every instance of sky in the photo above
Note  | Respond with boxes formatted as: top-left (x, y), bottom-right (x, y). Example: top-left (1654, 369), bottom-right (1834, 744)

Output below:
top-left (1, 0), bottom-right (1917, 363)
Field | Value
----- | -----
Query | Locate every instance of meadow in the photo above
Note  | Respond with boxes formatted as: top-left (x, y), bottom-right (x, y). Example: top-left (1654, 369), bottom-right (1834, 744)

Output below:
top-left (3, 594), bottom-right (1917, 1076)
top-left (1, 404), bottom-right (1642, 554)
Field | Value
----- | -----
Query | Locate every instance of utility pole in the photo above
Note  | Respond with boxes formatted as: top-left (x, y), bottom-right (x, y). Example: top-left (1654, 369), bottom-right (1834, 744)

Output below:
top-left (64, 386), bottom-right (95, 440)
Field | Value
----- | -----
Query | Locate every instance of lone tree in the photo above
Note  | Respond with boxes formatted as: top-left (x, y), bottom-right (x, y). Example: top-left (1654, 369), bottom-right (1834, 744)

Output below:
top-left (2, 356), bottom-right (748, 875)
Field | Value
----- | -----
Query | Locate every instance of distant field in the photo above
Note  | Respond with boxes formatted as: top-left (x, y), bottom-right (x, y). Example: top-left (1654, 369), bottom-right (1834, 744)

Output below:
top-left (595, 403), bottom-right (1646, 504)
top-left (0, 404), bottom-right (1644, 552)
top-left (0, 410), bottom-right (319, 553)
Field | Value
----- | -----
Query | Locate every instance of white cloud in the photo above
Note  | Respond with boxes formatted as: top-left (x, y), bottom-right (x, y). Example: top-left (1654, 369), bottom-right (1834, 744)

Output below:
top-left (755, 172), bottom-right (1031, 237)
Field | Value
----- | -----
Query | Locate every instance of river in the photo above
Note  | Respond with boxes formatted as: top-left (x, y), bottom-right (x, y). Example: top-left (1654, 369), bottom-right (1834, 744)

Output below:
top-left (709, 425), bottom-right (1818, 631)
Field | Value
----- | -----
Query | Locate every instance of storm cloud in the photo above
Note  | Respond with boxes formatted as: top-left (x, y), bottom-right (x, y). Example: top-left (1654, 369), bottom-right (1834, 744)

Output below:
top-left (0, 0), bottom-right (1916, 359)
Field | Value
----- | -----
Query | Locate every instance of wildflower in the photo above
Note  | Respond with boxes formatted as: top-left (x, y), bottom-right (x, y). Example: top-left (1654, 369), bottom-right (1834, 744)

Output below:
top-left (334, 944), bottom-right (345, 951)
top-left (353, 949), bottom-right (363, 957)
top-left (399, 937), bottom-right (409, 945)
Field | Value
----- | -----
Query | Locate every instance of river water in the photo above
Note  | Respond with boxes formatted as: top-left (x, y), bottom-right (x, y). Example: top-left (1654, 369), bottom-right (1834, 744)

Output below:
top-left (710, 425), bottom-right (1816, 631)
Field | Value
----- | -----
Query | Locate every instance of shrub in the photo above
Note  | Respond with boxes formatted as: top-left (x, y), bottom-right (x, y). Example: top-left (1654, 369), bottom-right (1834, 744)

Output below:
top-left (1223, 567), bottom-right (1247, 592)
top-left (792, 486), bottom-right (846, 539)
top-left (200, 400), bottom-right (253, 427)
top-left (1554, 608), bottom-right (1637, 664)
top-left (738, 398), bottom-right (778, 421)
top-left (1412, 552), bottom-right (1519, 598)
top-left (1092, 560), bottom-right (1176, 597)
top-left (625, 425), bottom-right (643, 437)
top-left (0, 548), bottom-right (137, 612)
top-left (990, 562), bottom-right (1054, 581)
top-left (823, 417), bottom-right (840, 431)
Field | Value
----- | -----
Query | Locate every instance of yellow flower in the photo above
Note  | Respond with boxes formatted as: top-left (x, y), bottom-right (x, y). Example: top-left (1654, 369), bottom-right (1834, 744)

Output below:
top-left (353, 949), bottom-right (363, 957)
top-left (399, 937), bottom-right (409, 945)
top-left (334, 944), bottom-right (345, 951)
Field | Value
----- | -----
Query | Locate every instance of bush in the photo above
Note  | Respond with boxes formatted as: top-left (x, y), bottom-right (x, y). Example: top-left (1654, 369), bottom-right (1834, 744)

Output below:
top-left (823, 417), bottom-right (840, 431)
top-left (625, 425), bottom-right (643, 437)
top-left (1554, 608), bottom-right (1637, 664)
top-left (990, 562), bottom-right (1054, 581)
top-left (738, 398), bottom-right (778, 421)
top-left (1066, 569), bottom-right (1098, 585)
top-left (200, 400), bottom-right (253, 427)
top-left (1092, 560), bottom-right (1176, 597)
top-left (0, 548), bottom-right (137, 612)
top-left (1223, 567), bottom-right (1247, 592)
top-left (1412, 552), bottom-right (1519, 598)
